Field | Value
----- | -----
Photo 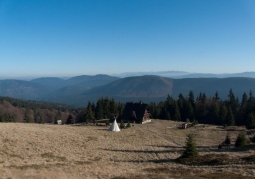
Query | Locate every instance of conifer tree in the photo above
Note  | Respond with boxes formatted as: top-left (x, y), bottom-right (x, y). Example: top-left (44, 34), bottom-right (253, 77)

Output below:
top-left (224, 134), bottom-right (231, 147)
top-left (235, 132), bottom-right (247, 147)
top-left (120, 119), bottom-right (125, 129)
top-left (24, 108), bottom-right (30, 123)
top-left (219, 103), bottom-right (228, 125)
top-left (181, 134), bottom-right (198, 158)
top-left (226, 107), bottom-right (235, 126)
top-left (246, 112), bottom-right (255, 129)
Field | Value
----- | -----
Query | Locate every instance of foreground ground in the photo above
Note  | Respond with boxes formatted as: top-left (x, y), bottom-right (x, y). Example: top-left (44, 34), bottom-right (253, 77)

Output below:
top-left (0, 120), bottom-right (255, 179)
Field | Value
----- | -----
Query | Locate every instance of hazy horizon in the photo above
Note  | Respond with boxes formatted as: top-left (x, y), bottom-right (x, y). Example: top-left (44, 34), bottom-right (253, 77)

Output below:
top-left (1, 70), bottom-right (255, 81)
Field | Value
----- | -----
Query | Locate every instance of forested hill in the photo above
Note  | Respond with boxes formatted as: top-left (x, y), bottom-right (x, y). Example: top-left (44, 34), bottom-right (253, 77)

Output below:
top-left (81, 76), bottom-right (255, 104)
top-left (0, 96), bottom-right (80, 123)
top-left (1, 75), bottom-right (255, 106)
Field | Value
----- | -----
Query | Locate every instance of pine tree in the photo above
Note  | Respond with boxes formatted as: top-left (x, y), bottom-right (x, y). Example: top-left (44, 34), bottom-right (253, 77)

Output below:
top-left (187, 102), bottom-right (195, 121)
top-left (24, 108), bottom-right (30, 123)
top-left (246, 112), bottom-right (255, 129)
top-left (95, 99), bottom-right (104, 120)
top-left (85, 101), bottom-right (95, 123)
top-left (181, 134), bottom-right (198, 158)
top-left (226, 107), bottom-right (235, 126)
top-left (120, 119), bottom-right (125, 129)
top-left (173, 102), bottom-right (181, 121)
top-left (214, 91), bottom-right (220, 101)
top-left (66, 114), bottom-right (74, 124)
top-left (219, 103), bottom-right (228, 125)
top-left (235, 132), bottom-right (247, 147)
top-left (224, 134), bottom-right (231, 147)
top-left (212, 101), bottom-right (220, 124)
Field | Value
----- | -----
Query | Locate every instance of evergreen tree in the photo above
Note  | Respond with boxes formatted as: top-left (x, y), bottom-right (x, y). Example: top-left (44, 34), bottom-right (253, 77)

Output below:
top-left (24, 108), bottom-right (30, 123)
top-left (95, 99), bottom-right (104, 120)
top-left (211, 101), bottom-right (220, 124)
top-left (181, 134), bottom-right (198, 158)
top-left (214, 91), bottom-right (220, 101)
top-left (219, 103), bottom-right (228, 125)
top-left (235, 132), bottom-right (247, 147)
top-left (237, 92), bottom-right (249, 125)
top-left (224, 134), bottom-right (231, 147)
top-left (246, 112), bottom-right (255, 129)
top-left (66, 114), bottom-right (74, 124)
top-left (120, 119), bottom-right (125, 129)
top-left (202, 93), bottom-right (207, 103)
top-left (173, 102), bottom-right (181, 121)
top-left (38, 114), bottom-right (44, 124)
top-left (85, 101), bottom-right (95, 123)
top-left (188, 90), bottom-right (195, 108)
top-left (187, 102), bottom-right (195, 121)
top-left (109, 98), bottom-right (118, 115)
top-left (165, 111), bottom-right (171, 120)
top-left (228, 88), bottom-right (238, 117)
top-left (226, 107), bottom-right (235, 126)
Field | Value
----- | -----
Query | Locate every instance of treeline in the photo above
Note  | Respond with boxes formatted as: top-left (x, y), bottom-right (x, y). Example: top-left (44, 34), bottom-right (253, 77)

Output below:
top-left (76, 97), bottom-right (125, 123)
top-left (0, 96), bottom-right (77, 123)
top-left (0, 96), bottom-right (80, 112)
top-left (149, 89), bottom-right (255, 128)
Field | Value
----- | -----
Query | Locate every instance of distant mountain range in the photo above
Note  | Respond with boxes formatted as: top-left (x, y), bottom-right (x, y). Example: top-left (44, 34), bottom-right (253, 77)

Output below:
top-left (113, 71), bottom-right (255, 78)
top-left (0, 73), bottom-right (255, 107)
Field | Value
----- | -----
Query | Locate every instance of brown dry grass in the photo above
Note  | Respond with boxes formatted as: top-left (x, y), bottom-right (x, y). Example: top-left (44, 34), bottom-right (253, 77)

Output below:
top-left (0, 120), bottom-right (255, 179)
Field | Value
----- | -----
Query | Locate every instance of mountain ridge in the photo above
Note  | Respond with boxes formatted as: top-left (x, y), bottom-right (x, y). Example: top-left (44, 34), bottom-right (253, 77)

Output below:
top-left (1, 74), bottom-right (255, 107)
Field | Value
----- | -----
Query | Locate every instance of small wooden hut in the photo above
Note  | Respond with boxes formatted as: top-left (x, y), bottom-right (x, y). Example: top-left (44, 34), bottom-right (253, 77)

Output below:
top-left (123, 102), bottom-right (151, 124)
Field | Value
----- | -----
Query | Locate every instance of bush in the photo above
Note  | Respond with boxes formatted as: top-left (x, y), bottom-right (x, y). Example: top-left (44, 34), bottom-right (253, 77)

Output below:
top-left (224, 134), bottom-right (231, 146)
top-left (181, 134), bottom-right (198, 158)
top-left (235, 132), bottom-right (247, 147)
top-left (126, 121), bottom-right (131, 128)
top-left (192, 120), bottom-right (199, 126)
top-left (120, 119), bottom-right (125, 129)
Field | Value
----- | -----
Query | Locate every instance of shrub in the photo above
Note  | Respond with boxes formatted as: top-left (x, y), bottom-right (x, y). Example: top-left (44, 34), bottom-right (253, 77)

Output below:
top-left (126, 121), bottom-right (131, 128)
top-left (224, 134), bottom-right (231, 146)
top-left (120, 119), bottom-right (125, 129)
top-left (235, 132), bottom-right (247, 147)
top-left (192, 120), bottom-right (199, 126)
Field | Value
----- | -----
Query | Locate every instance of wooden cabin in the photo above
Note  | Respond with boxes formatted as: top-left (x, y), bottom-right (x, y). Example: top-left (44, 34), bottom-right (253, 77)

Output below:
top-left (123, 102), bottom-right (151, 124)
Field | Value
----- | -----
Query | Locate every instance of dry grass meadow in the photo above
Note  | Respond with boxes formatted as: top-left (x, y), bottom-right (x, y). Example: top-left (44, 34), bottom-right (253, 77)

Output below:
top-left (0, 120), bottom-right (255, 179)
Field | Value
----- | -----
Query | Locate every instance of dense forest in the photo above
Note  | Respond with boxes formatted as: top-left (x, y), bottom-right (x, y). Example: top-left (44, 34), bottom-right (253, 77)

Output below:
top-left (1, 88), bottom-right (255, 129)
top-left (0, 96), bottom-right (80, 123)
top-left (75, 98), bottom-right (125, 123)
top-left (149, 89), bottom-right (255, 129)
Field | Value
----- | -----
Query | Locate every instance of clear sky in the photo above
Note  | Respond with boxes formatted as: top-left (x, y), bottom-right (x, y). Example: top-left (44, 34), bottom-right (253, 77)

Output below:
top-left (1, 0), bottom-right (255, 78)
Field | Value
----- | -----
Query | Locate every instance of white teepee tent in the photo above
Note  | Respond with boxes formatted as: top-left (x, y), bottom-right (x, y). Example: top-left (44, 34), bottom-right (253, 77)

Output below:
top-left (108, 119), bottom-right (120, 132)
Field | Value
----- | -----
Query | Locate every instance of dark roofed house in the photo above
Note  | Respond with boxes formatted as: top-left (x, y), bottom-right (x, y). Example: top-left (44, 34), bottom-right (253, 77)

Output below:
top-left (123, 102), bottom-right (151, 124)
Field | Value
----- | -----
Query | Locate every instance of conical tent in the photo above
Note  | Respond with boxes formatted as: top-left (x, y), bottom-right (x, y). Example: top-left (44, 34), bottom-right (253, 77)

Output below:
top-left (108, 119), bottom-right (120, 132)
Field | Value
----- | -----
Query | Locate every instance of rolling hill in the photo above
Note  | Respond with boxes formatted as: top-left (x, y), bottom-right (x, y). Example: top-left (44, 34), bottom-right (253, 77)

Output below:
top-left (1, 75), bottom-right (255, 107)
top-left (80, 76), bottom-right (255, 105)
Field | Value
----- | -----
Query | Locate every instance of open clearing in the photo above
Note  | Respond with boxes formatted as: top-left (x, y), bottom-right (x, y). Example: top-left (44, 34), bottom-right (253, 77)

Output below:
top-left (0, 120), bottom-right (255, 179)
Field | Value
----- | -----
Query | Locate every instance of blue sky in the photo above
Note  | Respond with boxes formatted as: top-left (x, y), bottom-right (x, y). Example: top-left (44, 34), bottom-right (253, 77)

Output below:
top-left (1, 0), bottom-right (255, 78)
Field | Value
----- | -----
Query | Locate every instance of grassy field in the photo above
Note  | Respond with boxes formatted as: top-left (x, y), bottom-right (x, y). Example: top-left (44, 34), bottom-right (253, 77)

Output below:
top-left (0, 120), bottom-right (255, 179)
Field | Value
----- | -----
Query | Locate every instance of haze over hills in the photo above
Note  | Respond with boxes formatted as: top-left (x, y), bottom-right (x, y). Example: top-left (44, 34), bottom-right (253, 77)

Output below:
top-left (113, 71), bottom-right (255, 79)
top-left (1, 73), bottom-right (255, 107)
